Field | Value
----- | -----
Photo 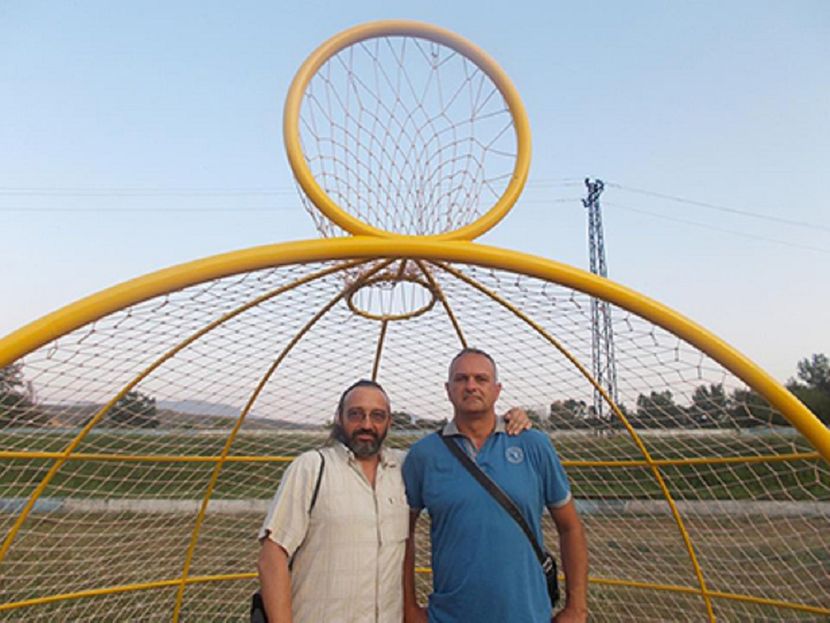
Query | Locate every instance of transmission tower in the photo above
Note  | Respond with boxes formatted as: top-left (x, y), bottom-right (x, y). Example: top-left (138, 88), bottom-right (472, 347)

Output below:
top-left (582, 178), bottom-right (618, 420)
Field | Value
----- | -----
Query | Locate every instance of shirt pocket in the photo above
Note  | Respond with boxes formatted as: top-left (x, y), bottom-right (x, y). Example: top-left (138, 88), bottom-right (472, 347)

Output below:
top-left (380, 491), bottom-right (410, 543)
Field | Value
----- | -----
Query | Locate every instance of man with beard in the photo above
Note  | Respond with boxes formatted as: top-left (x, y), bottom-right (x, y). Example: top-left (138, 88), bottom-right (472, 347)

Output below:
top-left (257, 379), bottom-right (404, 622)
top-left (257, 379), bottom-right (530, 622)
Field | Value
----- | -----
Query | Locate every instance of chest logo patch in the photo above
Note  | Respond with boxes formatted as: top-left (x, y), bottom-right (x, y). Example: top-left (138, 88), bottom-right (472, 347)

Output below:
top-left (506, 446), bottom-right (524, 464)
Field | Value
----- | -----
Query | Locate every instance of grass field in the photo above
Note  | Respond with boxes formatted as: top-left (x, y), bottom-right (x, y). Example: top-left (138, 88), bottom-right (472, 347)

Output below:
top-left (1, 429), bottom-right (826, 500)
top-left (1, 429), bottom-right (829, 621)
top-left (2, 511), bottom-right (828, 621)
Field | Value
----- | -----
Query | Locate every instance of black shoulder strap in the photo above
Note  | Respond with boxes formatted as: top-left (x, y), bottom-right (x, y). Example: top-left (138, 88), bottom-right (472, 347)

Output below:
top-left (308, 449), bottom-right (325, 515)
top-left (287, 450), bottom-right (327, 573)
top-left (439, 432), bottom-right (549, 570)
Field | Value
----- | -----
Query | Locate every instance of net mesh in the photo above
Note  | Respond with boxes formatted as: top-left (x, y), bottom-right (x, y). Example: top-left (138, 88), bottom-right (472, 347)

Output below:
top-left (295, 35), bottom-right (518, 237)
top-left (1, 21), bottom-right (828, 623)
top-left (1, 258), bottom-right (828, 621)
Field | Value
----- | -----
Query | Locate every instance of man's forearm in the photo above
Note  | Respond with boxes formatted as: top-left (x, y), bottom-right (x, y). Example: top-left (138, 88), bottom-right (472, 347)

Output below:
top-left (258, 538), bottom-right (294, 622)
top-left (549, 502), bottom-right (588, 622)
top-left (404, 511), bottom-right (427, 623)
top-left (559, 522), bottom-right (588, 615)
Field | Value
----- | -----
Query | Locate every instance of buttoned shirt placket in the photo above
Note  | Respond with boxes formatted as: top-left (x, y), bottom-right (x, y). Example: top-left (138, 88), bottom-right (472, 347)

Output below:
top-left (347, 450), bottom-right (384, 623)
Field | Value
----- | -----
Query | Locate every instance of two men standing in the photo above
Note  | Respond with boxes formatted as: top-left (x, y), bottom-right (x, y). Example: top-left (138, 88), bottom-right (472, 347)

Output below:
top-left (258, 350), bottom-right (588, 622)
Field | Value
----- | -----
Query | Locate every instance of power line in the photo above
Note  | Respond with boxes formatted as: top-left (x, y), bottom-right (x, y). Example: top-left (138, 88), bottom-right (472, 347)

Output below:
top-left (0, 206), bottom-right (299, 213)
top-left (0, 188), bottom-right (299, 197)
top-left (0, 178), bottom-right (580, 197)
top-left (0, 195), bottom-right (581, 213)
top-left (605, 182), bottom-right (830, 233)
top-left (605, 201), bottom-right (830, 255)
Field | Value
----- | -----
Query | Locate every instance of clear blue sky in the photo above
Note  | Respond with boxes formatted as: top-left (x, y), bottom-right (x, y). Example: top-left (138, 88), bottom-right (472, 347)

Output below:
top-left (1, 1), bottom-right (828, 383)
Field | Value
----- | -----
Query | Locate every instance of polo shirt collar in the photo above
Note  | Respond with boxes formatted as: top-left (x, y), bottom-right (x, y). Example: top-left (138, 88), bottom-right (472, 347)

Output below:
top-left (442, 415), bottom-right (506, 436)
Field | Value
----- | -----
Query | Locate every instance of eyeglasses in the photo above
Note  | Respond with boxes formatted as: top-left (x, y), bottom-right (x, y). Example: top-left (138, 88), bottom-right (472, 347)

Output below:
top-left (344, 408), bottom-right (390, 424)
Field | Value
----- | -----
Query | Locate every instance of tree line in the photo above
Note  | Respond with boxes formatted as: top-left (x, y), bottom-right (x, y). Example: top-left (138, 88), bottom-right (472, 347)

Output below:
top-left (0, 363), bottom-right (157, 429)
top-left (546, 354), bottom-right (830, 431)
top-left (2, 354), bottom-right (829, 430)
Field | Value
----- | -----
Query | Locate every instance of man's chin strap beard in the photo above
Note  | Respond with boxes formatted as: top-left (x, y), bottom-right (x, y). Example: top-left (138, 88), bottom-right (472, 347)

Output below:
top-left (330, 423), bottom-right (384, 458)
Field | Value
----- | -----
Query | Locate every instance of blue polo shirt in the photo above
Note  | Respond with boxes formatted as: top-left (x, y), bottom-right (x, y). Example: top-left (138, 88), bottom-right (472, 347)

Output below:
top-left (402, 420), bottom-right (571, 623)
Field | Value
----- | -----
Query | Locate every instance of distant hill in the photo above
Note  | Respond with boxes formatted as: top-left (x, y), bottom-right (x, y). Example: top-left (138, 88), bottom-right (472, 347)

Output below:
top-left (36, 401), bottom-right (322, 431)
top-left (157, 399), bottom-right (239, 418)
top-left (156, 400), bottom-right (322, 429)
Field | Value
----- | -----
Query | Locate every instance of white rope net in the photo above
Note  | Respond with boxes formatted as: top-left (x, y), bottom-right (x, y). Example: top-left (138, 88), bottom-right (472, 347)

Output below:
top-left (1, 22), bottom-right (828, 623)
top-left (294, 34), bottom-right (518, 237)
top-left (1, 258), bottom-right (828, 621)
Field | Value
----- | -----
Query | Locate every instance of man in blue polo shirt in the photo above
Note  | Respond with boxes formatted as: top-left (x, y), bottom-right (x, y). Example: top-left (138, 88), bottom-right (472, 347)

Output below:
top-left (402, 348), bottom-right (588, 623)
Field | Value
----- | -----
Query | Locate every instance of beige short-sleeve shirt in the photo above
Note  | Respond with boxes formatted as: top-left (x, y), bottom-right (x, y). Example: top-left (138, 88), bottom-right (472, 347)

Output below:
top-left (259, 443), bottom-right (409, 623)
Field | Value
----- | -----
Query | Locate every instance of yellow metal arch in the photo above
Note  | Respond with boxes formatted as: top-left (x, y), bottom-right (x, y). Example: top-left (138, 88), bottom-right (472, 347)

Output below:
top-left (2, 237), bottom-right (826, 465)
top-left (0, 236), bottom-right (827, 619)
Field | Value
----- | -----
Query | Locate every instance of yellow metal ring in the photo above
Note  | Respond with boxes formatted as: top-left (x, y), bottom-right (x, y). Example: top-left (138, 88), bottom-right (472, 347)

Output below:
top-left (283, 20), bottom-right (532, 241)
top-left (346, 274), bottom-right (437, 321)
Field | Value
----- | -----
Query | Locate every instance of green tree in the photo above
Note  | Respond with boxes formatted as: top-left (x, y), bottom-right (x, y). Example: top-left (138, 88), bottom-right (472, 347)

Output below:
top-left (108, 391), bottom-right (159, 428)
top-left (414, 417), bottom-right (447, 431)
top-left (0, 363), bottom-right (37, 427)
top-left (787, 353), bottom-right (830, 426)
top-left (549, 399), bottom-right (589, 430)
top-left (610, 402), bottom-right (631, 429)
top-left (788, 386), bottom-right (830, 427)
top-left (794, 354), bottom-right (830, 393)
top-left (687, 383), bottom-right (731, 428)
top-left (390, 411), bottom-right (414, 429)
top-left (728, 387), bottom-right (789, 428)
top-left (634, 390), bottom-right (688, 428)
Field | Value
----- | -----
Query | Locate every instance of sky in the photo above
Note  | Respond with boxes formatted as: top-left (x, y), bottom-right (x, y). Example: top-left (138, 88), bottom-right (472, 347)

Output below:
top-left (1, 1), bottom-right (828, 384)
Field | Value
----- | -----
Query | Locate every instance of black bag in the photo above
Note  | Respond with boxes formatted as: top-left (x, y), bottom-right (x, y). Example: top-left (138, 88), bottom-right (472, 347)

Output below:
top-left (542, 551), bottom-right (560, 607)
top-left (251, 450), bottom-right (327, 622)
top-left (250, 591), bottom-right (267, 623)
top-left (440, 432), bottom-right (560, 607)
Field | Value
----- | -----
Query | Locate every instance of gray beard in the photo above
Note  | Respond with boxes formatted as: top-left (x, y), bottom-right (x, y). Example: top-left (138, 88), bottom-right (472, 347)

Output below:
top-left (331, 423), bottom-right (385, 458)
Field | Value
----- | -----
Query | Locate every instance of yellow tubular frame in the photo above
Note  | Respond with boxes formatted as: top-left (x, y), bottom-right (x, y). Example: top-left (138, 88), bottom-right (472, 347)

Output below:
top-left (283, 20), bottom-right (531, 241)
top-left (414, 260), bottom-right (468, 347)
top-left (1, 237), bottom-right (828, 617)
top-left (1, 237), bottom-right (827, 463)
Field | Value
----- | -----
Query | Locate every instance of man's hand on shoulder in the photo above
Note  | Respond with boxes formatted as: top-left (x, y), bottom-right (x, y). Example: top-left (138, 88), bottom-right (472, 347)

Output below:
top-left (503, 407), bottom-right (533, 435)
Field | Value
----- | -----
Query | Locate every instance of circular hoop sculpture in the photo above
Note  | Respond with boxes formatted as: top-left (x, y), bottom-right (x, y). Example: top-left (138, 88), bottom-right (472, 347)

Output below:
top-left (0, 20), bottom-right (828, 623)
top-left (284, 19), bottom-right (531, 240)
